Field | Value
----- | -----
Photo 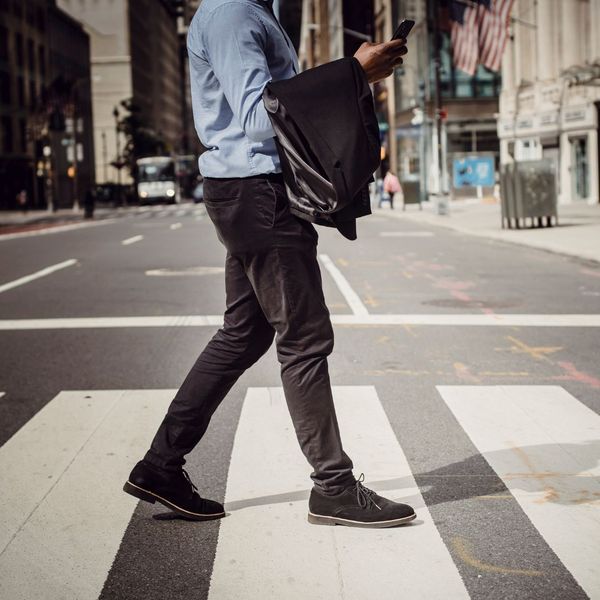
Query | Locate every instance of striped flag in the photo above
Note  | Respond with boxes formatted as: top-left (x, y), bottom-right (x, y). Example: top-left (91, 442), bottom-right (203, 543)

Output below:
top-left (450, 0), bottom-right (515, 75)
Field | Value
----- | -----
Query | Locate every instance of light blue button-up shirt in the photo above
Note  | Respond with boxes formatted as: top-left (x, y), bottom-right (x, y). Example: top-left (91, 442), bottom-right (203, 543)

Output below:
top-left (187, 0), bottom-right (299, 178)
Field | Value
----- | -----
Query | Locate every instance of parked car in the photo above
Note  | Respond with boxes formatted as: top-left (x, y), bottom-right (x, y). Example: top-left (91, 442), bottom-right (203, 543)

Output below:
top-left (192, 179), bottom-right (204, 203)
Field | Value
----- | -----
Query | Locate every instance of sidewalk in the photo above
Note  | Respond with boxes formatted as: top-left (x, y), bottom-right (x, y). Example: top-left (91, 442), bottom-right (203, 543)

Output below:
top-left (380, 200), bottom-right (600, 264)
top-left (0, 206), bottom-right (121, 234)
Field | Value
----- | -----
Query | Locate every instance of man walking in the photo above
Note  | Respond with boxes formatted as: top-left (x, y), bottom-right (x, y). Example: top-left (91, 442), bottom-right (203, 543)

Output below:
top-left (124, 0), bottom-right (416, 528)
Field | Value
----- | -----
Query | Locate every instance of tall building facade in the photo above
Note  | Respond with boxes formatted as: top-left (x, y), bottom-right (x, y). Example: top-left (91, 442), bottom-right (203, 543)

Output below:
top-left (0, 0), bottom-right (94, 210)
top-left (498, 0), bottom-right (600, 205)
top-left (380, 0), bottom-right (501, 197)
top-left (57, 0), bottom-right (184, 185)
top-left (47, 3), bottom-right (95, 209)
top-left (0, 1), bottom-right (49, 209)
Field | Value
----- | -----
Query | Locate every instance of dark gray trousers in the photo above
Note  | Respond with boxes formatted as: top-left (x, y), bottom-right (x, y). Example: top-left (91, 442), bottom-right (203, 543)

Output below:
top-left (144, 174), bottom-right (355, 494)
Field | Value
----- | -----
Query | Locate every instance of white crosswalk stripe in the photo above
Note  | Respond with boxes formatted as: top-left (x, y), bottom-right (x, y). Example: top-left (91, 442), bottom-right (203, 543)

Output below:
top-left (439, 385), bottom-right (600, 600)
top-left (0, 390), bottom-right (172, 600)
top-left (209, 386), bottom-right (469, 600)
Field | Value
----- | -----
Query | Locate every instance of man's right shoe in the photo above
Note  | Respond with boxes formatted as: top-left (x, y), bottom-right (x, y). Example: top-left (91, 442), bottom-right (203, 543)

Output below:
top-left (308, 474), bottom-right (416, 528)
top-left (123, 460), bottom-right (225, 521)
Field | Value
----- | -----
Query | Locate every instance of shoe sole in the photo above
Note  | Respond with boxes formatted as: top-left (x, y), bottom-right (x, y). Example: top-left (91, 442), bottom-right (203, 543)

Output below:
top-left (123, 480), bottom-right (225, 522)
top-left (307, 511), bottom-right (416, 528)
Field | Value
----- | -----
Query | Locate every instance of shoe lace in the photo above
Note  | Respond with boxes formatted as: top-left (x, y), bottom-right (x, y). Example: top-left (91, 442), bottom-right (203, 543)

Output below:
top-left (181, 469), bottom-right (198, 495)
top-left (354, 473), bottom-right (381, 510)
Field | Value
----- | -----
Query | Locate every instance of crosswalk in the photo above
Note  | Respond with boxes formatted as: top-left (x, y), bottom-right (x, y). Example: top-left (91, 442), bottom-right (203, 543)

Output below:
top-left (0, 385), bottom-right (598, 599)
top-left (125, 204), bottom-right (206, 221)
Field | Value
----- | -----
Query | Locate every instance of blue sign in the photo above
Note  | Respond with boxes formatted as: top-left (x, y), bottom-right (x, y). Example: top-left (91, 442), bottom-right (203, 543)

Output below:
top-left (453, 156), bottom-right (495, 188)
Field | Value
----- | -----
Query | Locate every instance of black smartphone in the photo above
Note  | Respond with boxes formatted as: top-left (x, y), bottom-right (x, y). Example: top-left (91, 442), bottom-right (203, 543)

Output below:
top-left (391, 19), bottom-right (415, 41)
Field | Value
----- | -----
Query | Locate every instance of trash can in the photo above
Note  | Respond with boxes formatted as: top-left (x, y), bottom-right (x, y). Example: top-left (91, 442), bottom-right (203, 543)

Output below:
top-left (400, 180), bottom-right (422, 211)
top-left (500, 160), bottom-right (557, 229)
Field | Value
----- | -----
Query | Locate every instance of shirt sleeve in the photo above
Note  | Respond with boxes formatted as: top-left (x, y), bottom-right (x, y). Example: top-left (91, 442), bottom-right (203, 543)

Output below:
top-left (199, 3), bottom-right (275, 143)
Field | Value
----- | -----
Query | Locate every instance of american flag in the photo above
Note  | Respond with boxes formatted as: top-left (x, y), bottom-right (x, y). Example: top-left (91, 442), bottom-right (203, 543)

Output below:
top-left (450, 0), bottom-right (515, 75)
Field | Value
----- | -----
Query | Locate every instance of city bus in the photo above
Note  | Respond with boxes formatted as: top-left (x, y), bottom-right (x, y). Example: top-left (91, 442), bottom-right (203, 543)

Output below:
top-left (136, 156), bottom-right (178, 204)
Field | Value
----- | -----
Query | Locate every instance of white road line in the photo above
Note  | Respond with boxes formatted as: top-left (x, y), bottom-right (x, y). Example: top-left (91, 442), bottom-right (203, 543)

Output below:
top-left (145, 266), bottom-right (225, 277)
top-left (380, 231), bottom-right (434, 237)
top-left (439, 385), bottom-right (600, 599)
top-left (0, 220), bottom-right (114, 242)
top-left (209, 386), bottom-right (468, 600)
top-left (0, 392), bottom-right (5, 399)
top-left (1, 313), bottom-right (600, 331)
top-left (169, 222), bottom-right (182, 230)
top-left (0, 390), bottom-right (172, 600)
top-left (121, 235), bottom-right (143, 246)
top-left (0, 259), bottom-right (77, 294)
top-left (318, 254), bottom-right (369, 316)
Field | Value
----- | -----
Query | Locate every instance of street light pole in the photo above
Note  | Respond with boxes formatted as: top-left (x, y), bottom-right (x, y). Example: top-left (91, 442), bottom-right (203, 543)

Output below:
top-left (113, 106), bottom-right (122, 206)
top-left (102, 131), bottom-right (108, 182)
top-left (433, 3), bottom-right (448, 214)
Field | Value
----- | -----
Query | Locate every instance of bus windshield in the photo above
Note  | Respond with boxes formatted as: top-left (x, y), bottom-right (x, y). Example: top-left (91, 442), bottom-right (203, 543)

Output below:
top-left (138, 162), bottom-right (175, 182)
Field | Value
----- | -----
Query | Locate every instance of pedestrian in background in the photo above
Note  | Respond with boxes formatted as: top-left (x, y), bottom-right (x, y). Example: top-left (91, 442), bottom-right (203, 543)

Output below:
top-left (16, 189), bottom-right (28, 214)
top-left (380, 170), bottom-right (401, 209)
top-left (84, 187), bottom-right (95, 219)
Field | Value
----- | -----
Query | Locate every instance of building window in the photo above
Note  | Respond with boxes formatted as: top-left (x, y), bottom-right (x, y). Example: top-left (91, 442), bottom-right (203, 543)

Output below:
top-left (36, 7), bottom-right (45, 31)
top-left (1, 116), bottom-right (13, 153)
top-left (0, 26), bottom-right (8, 60)
top-left (17, 75), bottom-right (24, 105)
top-left (19, 118), bottom-right (26, 152)
top-left (27, 39), bottom-right (35, 72)
top-left (29, 80), bottom-right (36, 108)
top-left (15, 33), bottom-right (23, 67)
top-left (0, 71), bottom-right (10, 104)
top-left (430, 32), bottom-right (502, 100)
top-left (38, 45), bottom-right (45, 77)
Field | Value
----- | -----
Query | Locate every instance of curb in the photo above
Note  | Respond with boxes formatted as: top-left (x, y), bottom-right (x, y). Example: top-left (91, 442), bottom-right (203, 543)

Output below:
top-left (377, 207), bottom-right (600, 266)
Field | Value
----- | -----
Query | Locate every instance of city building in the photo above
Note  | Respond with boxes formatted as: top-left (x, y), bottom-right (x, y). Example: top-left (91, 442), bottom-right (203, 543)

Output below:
top-left (57, 0), bottom-right (184, 185)
top-left (0, 0), bottom-right (94, 210)
top-left (297, 0), bottom-right (501, 200)
top-left (376, 0), bottom-right (501, 199)
top-left (47, 2), bottom-right (95, 209)
top-left (298, 0), bottom-right (374, 70)
top-left (0, 1), bottom-right (50, 209)
top-left (498, 0), bottom-right (600, 205)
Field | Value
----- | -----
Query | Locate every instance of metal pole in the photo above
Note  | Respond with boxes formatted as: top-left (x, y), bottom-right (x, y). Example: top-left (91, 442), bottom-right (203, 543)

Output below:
top-left (433, 5), bottom-right (443, 196)
top-left (432, 3), bottom-right (449, 214)
top-left (419, 82), bottom-right (427, 207)
top-left (113, 107), bottom-right (122, 206)
top-left (71, 106), bottom-right (79, 211)
top-left (102, 131), bottom-right (108, 183)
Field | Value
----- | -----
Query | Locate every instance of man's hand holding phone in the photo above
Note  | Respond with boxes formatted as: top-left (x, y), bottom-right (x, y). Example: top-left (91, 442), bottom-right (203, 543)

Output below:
top-left (353, 19), bottom-right (414, 84)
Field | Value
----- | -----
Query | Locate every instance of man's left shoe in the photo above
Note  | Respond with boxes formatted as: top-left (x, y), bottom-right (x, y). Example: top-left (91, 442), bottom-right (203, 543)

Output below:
top-left (123, 460), bottom-right (225, 521)
top-left (308, 474), bottom-right (416, 528)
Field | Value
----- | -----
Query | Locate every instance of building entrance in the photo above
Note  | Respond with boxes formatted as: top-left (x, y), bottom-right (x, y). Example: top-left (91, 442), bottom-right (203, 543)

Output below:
top-left (571, 136), bottom-right (589, 201)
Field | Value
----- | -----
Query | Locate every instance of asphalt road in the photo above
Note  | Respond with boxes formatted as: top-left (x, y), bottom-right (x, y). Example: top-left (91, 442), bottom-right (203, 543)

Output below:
top-left (0, 202), bottom-right (599, 600)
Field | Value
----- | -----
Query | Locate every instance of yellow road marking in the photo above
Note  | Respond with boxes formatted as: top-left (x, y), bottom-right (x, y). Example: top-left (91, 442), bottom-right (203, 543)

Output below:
top-left (499, 336), bottom-right (563, 362)
top-left (452, 537), bottom-right (543, 576)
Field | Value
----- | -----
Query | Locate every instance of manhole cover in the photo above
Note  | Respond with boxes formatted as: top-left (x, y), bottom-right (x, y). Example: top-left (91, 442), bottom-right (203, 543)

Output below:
top-left (423, 298), bottom-right (520, 309)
